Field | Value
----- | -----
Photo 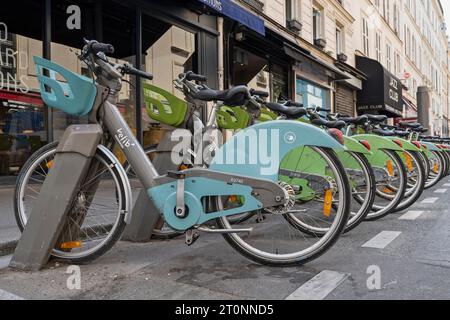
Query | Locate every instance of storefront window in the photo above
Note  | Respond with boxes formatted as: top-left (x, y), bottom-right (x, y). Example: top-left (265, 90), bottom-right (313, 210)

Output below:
top-left (50, 1), bottom-right (137, 139)
top-left (141, 14), bottom-right (197, 147)
top-left (232, 47), bottom-right (288, 103)
top-left (0, 0), bottom-right (45, 179)
top-left (296, 78), bottom-right (330, 110)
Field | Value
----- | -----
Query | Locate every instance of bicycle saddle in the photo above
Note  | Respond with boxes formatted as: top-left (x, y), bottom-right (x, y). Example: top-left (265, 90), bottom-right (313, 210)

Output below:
top-left (393, 130), bottom-right (409, 138)
top-left (399, 122), bottom-right (422, 129)
top-left (411, 126), bottom-right (428, 133)
top-left (265, 102), bottom-right (307, 119)
top-left (191, 85), bottom-right (249, 106)
top-left (337, 115), bottom-right (368, 125)
top-left (366, 114), bottom-right (388, 123)
top-left (311, 118), bottom-right (346, 130)
top-left (372, 128), bottom-right (396, 136)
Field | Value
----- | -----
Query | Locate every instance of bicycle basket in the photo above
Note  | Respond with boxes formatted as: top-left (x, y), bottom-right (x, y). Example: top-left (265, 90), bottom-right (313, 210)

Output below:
top-left (257, 107), bottom-right (278, 122)
top-left (34, 56), bottom-right (97, 116)
top-left (217, 106), bottom-right (250, 130)
top-left (143, 83), bottom-right (188, 127)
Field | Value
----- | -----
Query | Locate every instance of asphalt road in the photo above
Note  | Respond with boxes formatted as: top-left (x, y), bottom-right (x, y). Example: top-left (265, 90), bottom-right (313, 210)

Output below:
top-left (1, 178), bottom-right (450, 300)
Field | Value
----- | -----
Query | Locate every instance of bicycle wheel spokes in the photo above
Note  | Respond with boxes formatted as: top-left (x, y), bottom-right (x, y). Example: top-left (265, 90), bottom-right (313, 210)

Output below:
top-left (367, 149), bottom-right (406, 219)
top-left (217, 146), bottom-right (350, 266)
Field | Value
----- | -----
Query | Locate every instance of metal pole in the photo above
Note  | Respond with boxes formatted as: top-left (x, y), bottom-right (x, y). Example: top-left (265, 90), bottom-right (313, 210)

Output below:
top-left (135, 7), bottom-right (143, 144)
top-left (43, 0), bottom-right (53, 142)
top-left (217, 17), bottom-right (224, 91)
top-left (417, 86), bottom-right (430, 131)
top-left (94, 0), bottom-right (103, 42)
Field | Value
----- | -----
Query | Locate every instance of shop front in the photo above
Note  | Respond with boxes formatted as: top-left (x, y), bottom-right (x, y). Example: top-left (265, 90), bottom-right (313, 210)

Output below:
top-left (223, 25), bottom-right (290, 103)
top-left (356, 56), bottom-right (403, 118)
top-left (0, 0), bottom-right (224, 184)
top-left (223, 21), bottom-right (351, 113)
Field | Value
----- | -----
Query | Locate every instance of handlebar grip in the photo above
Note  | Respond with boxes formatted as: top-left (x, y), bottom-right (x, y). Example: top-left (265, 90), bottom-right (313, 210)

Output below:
top-left (285, 101), bottom-right (304, 108)
top-left (184, 72), bottom-right (207, 82)
top-left (317, 107), bottom-right (331, 112)
top-left (125, 65), bottom-right (153, 80)
top-left (250, 89), bottom-right (269, 98)
top-left (91, 42), bottom-right (115, 55)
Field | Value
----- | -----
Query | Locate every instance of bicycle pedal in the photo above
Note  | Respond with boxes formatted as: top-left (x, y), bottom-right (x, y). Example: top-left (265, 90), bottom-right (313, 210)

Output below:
top-left (185, 230), bottom-right (200, 246)
top-left (255, 214), bottom-right (266, 223)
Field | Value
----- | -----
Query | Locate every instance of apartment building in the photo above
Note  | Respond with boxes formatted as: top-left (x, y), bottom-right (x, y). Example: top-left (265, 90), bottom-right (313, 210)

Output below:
top-left (238, 0), bottom-right (450, 132)
top-left (346, 0), bottom-right (450, 133)
top-left (1, 0), bottom-right (450, 184)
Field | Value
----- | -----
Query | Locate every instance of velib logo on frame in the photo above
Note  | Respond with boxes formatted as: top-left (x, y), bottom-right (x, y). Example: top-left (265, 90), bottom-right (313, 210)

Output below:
top-left (201, 0), bottom-right (223, 11)
top-left (115, 128), bottom-right (136, 149)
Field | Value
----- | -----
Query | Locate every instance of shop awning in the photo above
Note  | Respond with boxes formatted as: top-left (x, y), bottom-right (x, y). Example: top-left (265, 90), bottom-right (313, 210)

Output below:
top-left (283, 43), bottom-right (349, 80)
top-left (356, 56), bottom-right (403, 117)
top-left (196, 0), bottom-right (265, 35)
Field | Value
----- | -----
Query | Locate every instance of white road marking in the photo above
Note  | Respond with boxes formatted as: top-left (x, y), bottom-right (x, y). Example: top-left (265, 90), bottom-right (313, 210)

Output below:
top-left (0, 289), bottom-right (24, 300)
top-left (434, 189), bottom-right (448, 194)
top-left (443, 183), bottom-right (450, 187)
top-left (285, 270), bottom-right (349, 300)
top-left (421, 198), bottom-right (439, 204)
top-left (362, 231), bottom-right (402, 249)
top-left (0, 255), bottom-right (11, 270)
top-left (399, 210), bottom-right (424, 220)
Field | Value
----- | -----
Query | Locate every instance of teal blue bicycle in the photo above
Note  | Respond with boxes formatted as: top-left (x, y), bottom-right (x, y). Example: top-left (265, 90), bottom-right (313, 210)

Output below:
top-left (14, 39), bottom-right (352, 266)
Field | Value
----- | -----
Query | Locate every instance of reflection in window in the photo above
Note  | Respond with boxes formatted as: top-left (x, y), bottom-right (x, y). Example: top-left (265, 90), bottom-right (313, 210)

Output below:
top-left (141, 22), bottom-right (196, 148)
top-left (0, 3), bottom-right (45, 177)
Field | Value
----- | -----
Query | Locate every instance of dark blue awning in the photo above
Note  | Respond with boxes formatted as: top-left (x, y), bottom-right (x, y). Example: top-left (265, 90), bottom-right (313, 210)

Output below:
top-left (197, 0), bottom-right (265, 35)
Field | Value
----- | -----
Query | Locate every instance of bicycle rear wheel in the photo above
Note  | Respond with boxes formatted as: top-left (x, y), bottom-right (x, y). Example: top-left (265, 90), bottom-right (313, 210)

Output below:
top-left (425, 150), bottom-right (445, 189)
top-left (365, 149), bottom-right (407, 220)
top-left (390, 151), bottom-right (426, 213)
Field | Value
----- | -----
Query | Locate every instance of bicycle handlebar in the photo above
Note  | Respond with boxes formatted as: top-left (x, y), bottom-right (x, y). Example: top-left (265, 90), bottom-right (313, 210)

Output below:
top-left (181, 71), bottom-right (207, 82)
top-left (91, 42), bottom-right (114, 55)
top-left (249, 89), bottom-right (269, 98)
top-left (121, 63), bottom-right (153, 80)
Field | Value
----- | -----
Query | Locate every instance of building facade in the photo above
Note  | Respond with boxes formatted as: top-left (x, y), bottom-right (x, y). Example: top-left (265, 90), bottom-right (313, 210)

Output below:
top-left (347, 0), bottom-right (450, 133)
top-left (1, 0), bottom-right (450, 184)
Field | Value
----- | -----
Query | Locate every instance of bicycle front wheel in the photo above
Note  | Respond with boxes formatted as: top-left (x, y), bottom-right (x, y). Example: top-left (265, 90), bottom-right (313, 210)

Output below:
top-left (15, 144), bottom-right (129, 264)
top-left (216, 146), bottom-right (351, 266)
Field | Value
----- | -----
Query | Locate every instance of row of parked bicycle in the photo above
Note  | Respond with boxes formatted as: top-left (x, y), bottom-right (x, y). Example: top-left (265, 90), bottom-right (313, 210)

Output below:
top-left (13, 40), bottom-right (450, 267)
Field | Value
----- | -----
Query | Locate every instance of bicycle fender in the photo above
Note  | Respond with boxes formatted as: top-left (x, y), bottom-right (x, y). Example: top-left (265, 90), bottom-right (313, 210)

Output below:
top-left (420, 141), bottom-right (440, 152)
top-left (383, 137), bottom-right (420, 152)
top-left (209, 120), bottom-right (345, 182)
top-left (352, 134), bottom-right (404, 152)
top-left (342, 136), bottom-right (372, 155)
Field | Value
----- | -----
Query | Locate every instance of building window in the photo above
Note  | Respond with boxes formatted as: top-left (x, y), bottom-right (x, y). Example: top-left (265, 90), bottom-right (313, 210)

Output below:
top-left (336, 28), bottom-right (343, 55)
top-left (386, 42), bottom-right (392, 71)
top-left (394, 51), bottom-right (400, 75)
top-left (313, 9), bottom-right (322, 40)
top-left (286, 0), bottom-right (301, 21)
top-left (393, 3), bottom-right (400, 35)
top-left (286, 0), bottom-right (302, 31)
top-left (362, 18), bottom-right (369, 56)
top-left (375, 32), bottom-right (382, 62)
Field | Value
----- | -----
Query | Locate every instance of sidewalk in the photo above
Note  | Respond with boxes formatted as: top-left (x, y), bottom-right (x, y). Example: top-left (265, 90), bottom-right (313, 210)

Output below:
top-left (0, 188), bottom-right (20, 256)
